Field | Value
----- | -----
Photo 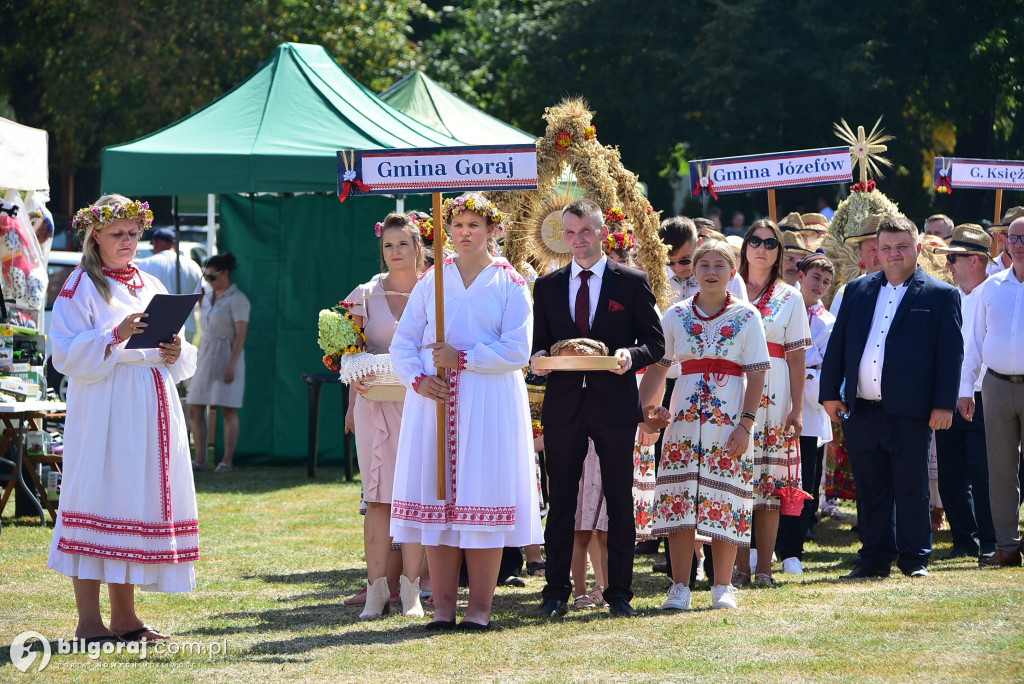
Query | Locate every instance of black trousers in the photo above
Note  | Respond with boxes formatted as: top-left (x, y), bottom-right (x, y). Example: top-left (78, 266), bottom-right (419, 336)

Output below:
top-left (542, 388), bottom-right (637, 603)
top-left (776, 435), bottom-right (823, 561)
top-left (845, 402), bottom-right (932, 573)
top-left (934, 392), bottom-right (996, 555)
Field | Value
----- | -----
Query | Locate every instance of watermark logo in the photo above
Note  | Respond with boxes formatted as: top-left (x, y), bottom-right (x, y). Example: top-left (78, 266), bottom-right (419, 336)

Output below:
top-left (10, 631), bottom-right (51, 673)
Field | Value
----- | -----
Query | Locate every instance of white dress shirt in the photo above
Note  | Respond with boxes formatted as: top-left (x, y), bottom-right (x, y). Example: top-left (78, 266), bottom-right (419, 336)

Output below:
top-left (569, 254), bottom-right (607, 327)
top-left (804, 303), bottom-right (836, 443)
top-left (958, 283), bottom-right (986, 393)
top-left (986, 251), bottom-right (1012, 277)
top-left (857, 278), bottom-right (910, 401)
top-left (135, 250), bottom-right (204, 335)
top-left (667, 268), bottom-right (748, 305)
top-left (960, 266), bottom-right (1024, 396)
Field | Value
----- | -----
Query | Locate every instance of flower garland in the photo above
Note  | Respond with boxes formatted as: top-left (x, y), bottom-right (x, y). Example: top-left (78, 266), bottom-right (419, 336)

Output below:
top-left (532, 420), bottom-right (543, 438)
top-left (317, 300), bottom-right (366, 372)
top-left (604, 206), bottom-right (626, 224)
top-left (555, 131), bottom-right (573, 150)
top-left (71, 200), bottom-right (153, 233)
top-left (603, 231), bottom-right (636, 254)
top-left (584, 125), bottom-right (597, 141)
top-left (442, 195), bottom-right (508, 232)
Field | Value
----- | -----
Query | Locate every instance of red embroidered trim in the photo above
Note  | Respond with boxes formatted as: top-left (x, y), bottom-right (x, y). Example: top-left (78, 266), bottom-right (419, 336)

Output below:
top-left (445, 366), bottom-right (462, 503)
top-left (150, 368), bottom-right (173, 522)
top-left (57, 538), bottom-right (199, 564)
top-left (412, 374), bottom-right (427, 392)
top-left (110, 326), bottom-right (123, 345)
top-left (61, 511), bottom-right (199, 538)
top-left (492, 258), bottom-right (527, 285)
top-left (443, 255), bottom-right (456, 265)
top-left (457, 350), bottom-right (468, 371)
top-left (58, 269), bottom-right (85, 299)
top-left (418, 265), bottom-right (434, 281)
top-left (391, 500), bottom-right (517, 526)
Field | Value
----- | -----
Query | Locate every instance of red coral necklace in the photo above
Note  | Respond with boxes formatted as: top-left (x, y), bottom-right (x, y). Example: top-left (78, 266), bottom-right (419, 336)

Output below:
top-left (692, 291), bottom-right (732, 321)
top-left (755, 282), bottom-right (776, 316)
top-left (102, 266), bottom-right (144, 292)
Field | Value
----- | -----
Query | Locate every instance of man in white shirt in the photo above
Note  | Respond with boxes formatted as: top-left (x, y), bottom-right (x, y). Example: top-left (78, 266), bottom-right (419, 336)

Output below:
top-left (987, 206), bottom-right (1022, 276)
top-left (821, 216), bottom-right (962, 579)
top-left (663, 217), bottom-right (747, 304)
top-left (136, 228), bottom-right (203, 342)
top-left (933, 225), bottom-right (997, 559)
top-left (958, 216), bottom-right (1024, 567)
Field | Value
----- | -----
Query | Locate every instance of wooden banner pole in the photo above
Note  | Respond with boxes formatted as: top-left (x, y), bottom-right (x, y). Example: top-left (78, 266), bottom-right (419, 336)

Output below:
top-left (767, 189), bottom-right (778, 223)
top-left (432, 192), bottom-right (446, 501)
top-left (994, 189), bottom-right (1004, 226)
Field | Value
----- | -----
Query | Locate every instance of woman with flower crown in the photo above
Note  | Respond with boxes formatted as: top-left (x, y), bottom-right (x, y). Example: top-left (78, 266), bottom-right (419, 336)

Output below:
top-left (389, 193), bottom-right (542, 631)
top-left (341, 212), bottom-right (429, 619)
top-left (47, 194), bottom-right (198, 643)
top-left (639, 239), bottom-right (769, 610)
top-left (733, 219), bottom-right (812, 588)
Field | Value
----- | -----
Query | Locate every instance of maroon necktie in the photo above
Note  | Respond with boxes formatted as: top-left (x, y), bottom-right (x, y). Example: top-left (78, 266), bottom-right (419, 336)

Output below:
top-left (575, 270), bottom-right (592, 337)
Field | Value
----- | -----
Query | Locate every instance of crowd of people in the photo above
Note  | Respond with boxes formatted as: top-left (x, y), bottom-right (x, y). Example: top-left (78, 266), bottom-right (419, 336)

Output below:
top-left (44, 189), bottom-right (1024, 641)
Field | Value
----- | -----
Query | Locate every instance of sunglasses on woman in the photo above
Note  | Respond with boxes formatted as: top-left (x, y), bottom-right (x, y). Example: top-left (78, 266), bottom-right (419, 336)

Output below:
top-left (204, 271), bottom-right (223, 281)
top-left (748, 236), bottom-right (780, 250)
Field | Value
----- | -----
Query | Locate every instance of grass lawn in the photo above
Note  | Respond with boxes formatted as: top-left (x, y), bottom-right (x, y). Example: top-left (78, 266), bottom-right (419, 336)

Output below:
top-left (2, 466), bottom-right (1023, 682)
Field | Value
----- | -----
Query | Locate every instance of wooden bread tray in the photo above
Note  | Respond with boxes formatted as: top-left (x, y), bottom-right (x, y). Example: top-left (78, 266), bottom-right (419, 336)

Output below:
top-left (533, 356), bottom-right (620, 371)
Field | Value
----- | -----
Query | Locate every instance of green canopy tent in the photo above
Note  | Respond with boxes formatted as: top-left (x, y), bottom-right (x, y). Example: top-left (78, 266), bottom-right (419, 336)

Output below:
top-left (380, 71), bottom-right (535, 145)
top-left (100, 43), bottom-right (465, 466)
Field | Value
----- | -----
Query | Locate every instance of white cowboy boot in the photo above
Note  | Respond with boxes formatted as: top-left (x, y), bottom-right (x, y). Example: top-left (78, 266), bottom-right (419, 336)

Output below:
top-left (359, 577), bottom-right (390, 619)
top-left (400, 575), bottom-right (424, 617)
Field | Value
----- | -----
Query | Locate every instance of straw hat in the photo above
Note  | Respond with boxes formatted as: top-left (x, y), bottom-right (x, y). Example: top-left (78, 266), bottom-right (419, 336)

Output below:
top-left (844, 214), bottom-right (883, 244)
top-left (800, 212), bottom-right (830, 234)
top-left (992, 205), bottom-right (1024, 232)
top-left (778, 212), bottom-right (806, 233)
top-left (725, 235), bottom-right (744, 256)
top-left (934, 223), bottom-right (996, 263)
top-left (782, 230), bottom-right (812, 254)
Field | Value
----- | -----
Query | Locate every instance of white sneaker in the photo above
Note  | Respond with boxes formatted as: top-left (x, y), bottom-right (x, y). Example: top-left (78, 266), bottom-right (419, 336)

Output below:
top-left (749, 548), bottom-right (759, 569)
top-left (661, 582), bottom-right (692, 610)
top-left (781, 557), bottom-right (804, 574)
top-left (711, 584), bottom-right (739, 609)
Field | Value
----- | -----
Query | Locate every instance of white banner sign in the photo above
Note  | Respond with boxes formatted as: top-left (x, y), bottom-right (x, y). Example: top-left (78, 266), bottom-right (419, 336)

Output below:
top-left (688, 146), bottom-right (852, 197)
top-left (933, 156), bottom-right (1024, 192)
top-left (338, 144), bottom-right (538, 198)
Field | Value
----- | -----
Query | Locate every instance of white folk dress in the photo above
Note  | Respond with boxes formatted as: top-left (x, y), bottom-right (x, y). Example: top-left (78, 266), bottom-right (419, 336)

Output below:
top-left (47, 268), bottom-right (199, 592)
top-left (651, 297), bottom-right (770, 545)
top-left (389, 257), bottom-right (543, 549)
top-left (749, 282), bottom-right (812, 509)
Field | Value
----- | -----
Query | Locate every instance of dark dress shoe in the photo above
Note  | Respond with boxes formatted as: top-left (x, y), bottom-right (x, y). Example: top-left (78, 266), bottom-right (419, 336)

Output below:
top-left (840, 566), bottom-right (890, 580)
top-left (901, 567), bottom-right (930, 578)
top-left (499, 575), bottom-right (526, 587)
top-left (456, 620), bottom-right (491, 631)
top-left (979, 549), bottom-right (1022, 567)
top-left (634, 540), bottom-right (661, 555)
top-left (607, 598), bottom-right (639, 618)
top-left (532, 599), bottom-right (567, 618)
top-left (424, 619), bottom-right (457, 631)
top-left (943, 548), bottom-right (978, 560)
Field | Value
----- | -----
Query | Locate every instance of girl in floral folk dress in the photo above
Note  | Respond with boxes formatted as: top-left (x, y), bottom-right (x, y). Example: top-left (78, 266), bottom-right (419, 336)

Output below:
top-left (640, 240), bottom-right (769, 610)
top-left (733, 219), bottom-right (812, 588)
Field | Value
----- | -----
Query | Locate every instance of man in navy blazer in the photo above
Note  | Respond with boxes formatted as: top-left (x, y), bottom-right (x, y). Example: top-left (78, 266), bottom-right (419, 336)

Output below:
top-left (820, 215), bottom-right (962, 578)
top-left (530, 199), bottom-right (664, 618)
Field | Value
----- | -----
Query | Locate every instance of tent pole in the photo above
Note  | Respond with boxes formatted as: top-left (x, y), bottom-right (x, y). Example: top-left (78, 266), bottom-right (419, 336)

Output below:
top-left (172, 195), bottom-right (182, 293)
top-left (433, 192), bottom-right (446, 501)
top-left (396, 195), bottom-right (405, 214)
top-left (206, 194), bottom-right (217, 258)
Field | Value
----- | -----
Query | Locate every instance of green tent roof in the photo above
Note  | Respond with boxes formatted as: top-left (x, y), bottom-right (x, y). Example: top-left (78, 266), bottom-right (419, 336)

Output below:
top-left (101, 43), bottom-right (464, 195)
top-left (380, 71), bottom-right (535, 145)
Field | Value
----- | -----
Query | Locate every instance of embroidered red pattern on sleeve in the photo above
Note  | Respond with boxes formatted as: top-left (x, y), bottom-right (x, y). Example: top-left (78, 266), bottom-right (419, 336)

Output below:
top-left (457, 350), bottom-right (468, 371)
top-left (110, 327), bottom-right (124, 345)
top-left (412, 374), bottom-right (428, 392)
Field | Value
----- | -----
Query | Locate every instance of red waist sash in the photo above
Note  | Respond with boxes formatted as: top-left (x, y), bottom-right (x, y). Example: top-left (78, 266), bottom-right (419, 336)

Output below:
top-left (767, 342), bottom-right (785, 359)
top-left (679, 359), bottom-right (743, 378)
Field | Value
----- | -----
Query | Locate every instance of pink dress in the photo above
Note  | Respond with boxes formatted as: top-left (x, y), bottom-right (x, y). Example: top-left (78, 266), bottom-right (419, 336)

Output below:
top-left (575, 441), bottom-right (608, 532)
top-left (346, 277), bottom-right (405, 504)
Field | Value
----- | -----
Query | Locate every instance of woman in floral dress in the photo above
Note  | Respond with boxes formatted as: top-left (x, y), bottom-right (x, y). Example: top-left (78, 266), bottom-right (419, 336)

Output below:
top-left (733, 219), bottom-right (812, 587)
top-left (640, 240), bottom-right (769, 610)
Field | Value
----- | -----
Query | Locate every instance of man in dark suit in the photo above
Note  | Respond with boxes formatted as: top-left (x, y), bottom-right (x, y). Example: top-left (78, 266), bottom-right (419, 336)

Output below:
top-left (820, 215), bottom-right (962, 579)
top-left (531, 199), bottom-right (664, 617)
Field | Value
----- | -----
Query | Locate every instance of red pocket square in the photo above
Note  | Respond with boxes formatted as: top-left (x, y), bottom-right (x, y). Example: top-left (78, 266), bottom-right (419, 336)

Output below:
top-left (608, 299), bottom-right (626, 312)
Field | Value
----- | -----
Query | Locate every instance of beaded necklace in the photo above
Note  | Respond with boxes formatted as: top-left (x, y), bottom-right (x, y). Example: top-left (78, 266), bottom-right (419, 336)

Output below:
top-left (755, 281), bottom-right (776, 317)
top-left (691, 291), bottom-right (732, 321)
top-left (102, 265), bottom-right (144, 292)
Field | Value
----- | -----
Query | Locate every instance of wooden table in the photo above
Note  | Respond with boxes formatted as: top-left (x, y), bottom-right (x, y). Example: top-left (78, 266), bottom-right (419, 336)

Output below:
top-left (0, 400), bottom-right (67, 525)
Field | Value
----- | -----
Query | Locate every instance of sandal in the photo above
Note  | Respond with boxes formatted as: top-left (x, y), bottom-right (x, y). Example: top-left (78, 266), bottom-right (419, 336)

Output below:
top-left (573, 594), bottom-right (597, 610)
top-left (526, 561), bottom-right (546, 577)
top-left (192, 461), bottom-right (208, 471)
top-left (753, 573), bottom-right (777, 588)
top-left (588, 586), bottom-right (606, 608)
top-left (214, 463), bottom-right (233, 473)
top-left (118, 626), bottom-right (168, 641)
top-left (731, 570), bottom-right (751, 587)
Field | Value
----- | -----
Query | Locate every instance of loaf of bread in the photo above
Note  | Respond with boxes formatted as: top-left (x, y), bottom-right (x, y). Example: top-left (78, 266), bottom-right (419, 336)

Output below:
top-left (550, 338), bottom-right (609, 357)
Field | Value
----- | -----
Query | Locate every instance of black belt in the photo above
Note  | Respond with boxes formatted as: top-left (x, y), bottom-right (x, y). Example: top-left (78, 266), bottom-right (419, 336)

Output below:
top-left (988, 368), bottom-right (1024, 384)
top-left (857, 398), bottom-right (884, 408)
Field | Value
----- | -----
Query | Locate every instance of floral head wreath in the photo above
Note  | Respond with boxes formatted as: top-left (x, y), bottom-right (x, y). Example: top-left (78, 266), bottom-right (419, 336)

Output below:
top-left (442, 195), bottom-right (508, 232)
top-left (603, 231), bottom-right (637, 254)
top-left (71, 199), bottom-right (153, 233)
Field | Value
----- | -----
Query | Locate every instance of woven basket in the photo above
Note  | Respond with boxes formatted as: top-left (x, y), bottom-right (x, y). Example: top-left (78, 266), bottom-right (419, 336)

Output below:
top-left (338, 352), bottom-right (406, 402)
